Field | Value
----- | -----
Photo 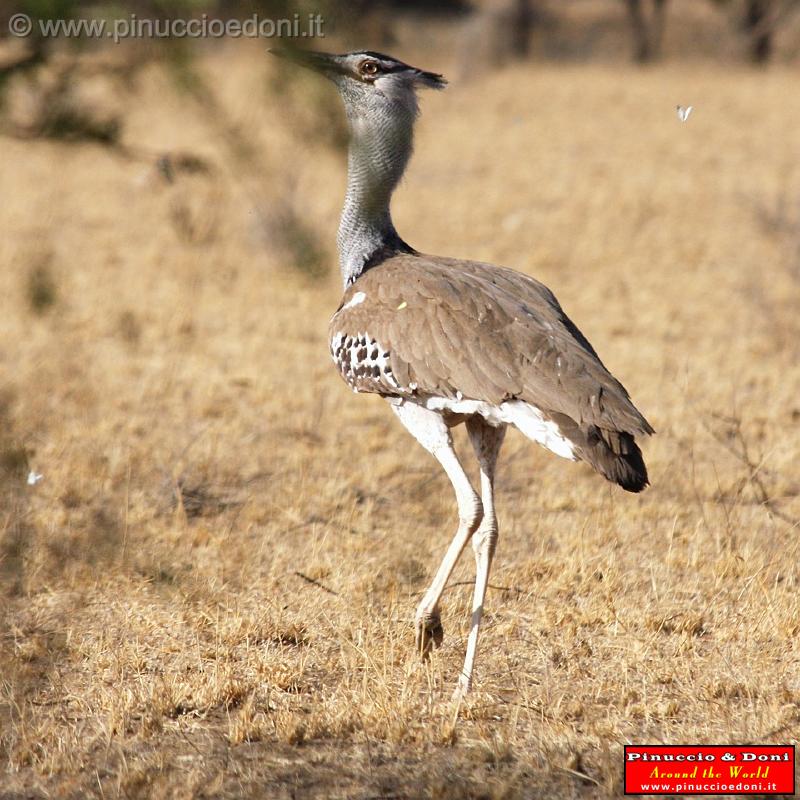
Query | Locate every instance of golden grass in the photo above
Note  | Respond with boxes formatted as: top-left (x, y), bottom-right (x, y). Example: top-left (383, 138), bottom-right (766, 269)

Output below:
top-left (1, 43), bottom-right (799, 798)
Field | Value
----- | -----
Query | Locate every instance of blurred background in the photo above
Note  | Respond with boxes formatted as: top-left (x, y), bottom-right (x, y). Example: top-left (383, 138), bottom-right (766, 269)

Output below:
top-left (1, 0), bottom-right (799, 286)
top-left (1, 0), bottom-right (800, 156)
top-left (1, 0), bottom-right (799, 281)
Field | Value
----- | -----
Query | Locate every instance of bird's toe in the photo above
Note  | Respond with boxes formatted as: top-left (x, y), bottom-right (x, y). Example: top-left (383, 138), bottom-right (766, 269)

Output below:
top-left (415, 609), bottom-right (444, 658)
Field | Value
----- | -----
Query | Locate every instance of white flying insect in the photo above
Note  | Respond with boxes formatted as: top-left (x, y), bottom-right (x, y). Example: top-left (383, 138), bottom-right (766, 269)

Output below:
top-left (676, 105), bottom-right (693, 122)
top-left (27, 471), bottom-right (43, 486)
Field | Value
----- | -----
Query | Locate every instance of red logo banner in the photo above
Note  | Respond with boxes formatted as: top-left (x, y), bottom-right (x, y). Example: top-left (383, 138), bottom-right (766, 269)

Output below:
top-left (624, 745), bottom-right (795, 795)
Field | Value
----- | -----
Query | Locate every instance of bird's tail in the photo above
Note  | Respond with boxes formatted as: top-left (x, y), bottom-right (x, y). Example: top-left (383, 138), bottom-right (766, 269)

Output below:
top-left (580, 426), bottom-right (649, 493)
top-left (500, 402), bottom-right (649, 493)
top-left (542, 412), bottom-right (649, 493)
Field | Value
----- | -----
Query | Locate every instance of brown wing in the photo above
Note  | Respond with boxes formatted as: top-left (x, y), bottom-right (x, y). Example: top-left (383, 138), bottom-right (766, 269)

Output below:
top-left (328, 254), bottom-right (653, 438)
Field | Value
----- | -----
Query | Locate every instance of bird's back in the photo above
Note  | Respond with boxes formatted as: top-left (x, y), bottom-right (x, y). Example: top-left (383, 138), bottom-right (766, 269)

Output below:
top-left (329, 254), bottom-right (653, 491)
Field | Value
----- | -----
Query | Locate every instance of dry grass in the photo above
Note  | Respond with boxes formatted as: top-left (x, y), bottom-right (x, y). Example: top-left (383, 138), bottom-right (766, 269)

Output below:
top-left (1, 38), bottom-right (799, 800)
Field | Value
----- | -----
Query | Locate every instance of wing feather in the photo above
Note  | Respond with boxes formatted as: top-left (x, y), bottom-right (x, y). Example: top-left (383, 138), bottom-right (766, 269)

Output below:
top-left (328, 254), bottom-right (653, 437)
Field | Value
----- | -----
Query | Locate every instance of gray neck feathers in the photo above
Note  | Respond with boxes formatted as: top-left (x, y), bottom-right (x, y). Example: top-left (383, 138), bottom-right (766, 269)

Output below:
top-left (337, 104), bottom-right (416, 287)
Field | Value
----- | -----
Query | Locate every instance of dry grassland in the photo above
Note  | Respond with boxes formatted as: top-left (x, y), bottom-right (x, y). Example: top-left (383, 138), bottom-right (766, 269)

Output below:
top-left (1, 41), bottom-right (799, 799)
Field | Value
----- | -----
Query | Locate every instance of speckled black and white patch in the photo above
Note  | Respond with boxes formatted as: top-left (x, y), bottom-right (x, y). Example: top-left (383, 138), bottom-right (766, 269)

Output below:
top-left (330, 331), bottom-right (399, 393)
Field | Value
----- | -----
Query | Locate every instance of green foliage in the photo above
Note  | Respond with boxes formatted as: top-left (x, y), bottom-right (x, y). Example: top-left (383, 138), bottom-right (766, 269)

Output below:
top-left (17, 0), bottom-right (79, 21)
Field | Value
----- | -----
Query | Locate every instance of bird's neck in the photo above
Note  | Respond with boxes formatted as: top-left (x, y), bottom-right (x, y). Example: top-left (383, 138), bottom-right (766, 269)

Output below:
top-left (337, 110), bottom-right (415, 288)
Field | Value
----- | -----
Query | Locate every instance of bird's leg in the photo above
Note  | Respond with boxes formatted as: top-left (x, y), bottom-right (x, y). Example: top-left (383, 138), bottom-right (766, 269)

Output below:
top-left (414, 444), bottom-right (483, 656)
top-left (454, 419), bottom-right (506, 698)
top-left (390, 402), bottom-right (483, 658)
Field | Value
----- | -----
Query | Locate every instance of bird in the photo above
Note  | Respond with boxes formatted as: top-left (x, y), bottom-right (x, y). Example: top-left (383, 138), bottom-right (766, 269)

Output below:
top-left (272, 47), bottom-right (654, 698)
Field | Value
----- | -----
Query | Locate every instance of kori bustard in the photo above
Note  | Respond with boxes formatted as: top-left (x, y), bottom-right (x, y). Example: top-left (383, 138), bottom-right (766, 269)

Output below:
top-left (273, 48), bottom-right (653, 697)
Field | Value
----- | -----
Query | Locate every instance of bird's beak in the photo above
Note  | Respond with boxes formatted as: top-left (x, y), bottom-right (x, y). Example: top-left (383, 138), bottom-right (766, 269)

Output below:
top-left (269, 46), bottom-right (346, 79)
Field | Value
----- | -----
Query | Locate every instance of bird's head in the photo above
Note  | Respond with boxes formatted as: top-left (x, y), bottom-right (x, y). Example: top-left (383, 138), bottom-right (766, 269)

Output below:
top-left (271, 47), bottom-right (446, 122)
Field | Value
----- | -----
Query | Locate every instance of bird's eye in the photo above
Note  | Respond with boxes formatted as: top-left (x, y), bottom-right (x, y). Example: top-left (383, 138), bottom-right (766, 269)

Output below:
top-left (361, 60), bottom-right (379, 76)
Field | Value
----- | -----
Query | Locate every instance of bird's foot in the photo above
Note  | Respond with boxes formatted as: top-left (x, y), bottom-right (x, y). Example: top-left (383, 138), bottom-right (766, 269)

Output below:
top-left (415, 607), bottom-right (444, 659)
